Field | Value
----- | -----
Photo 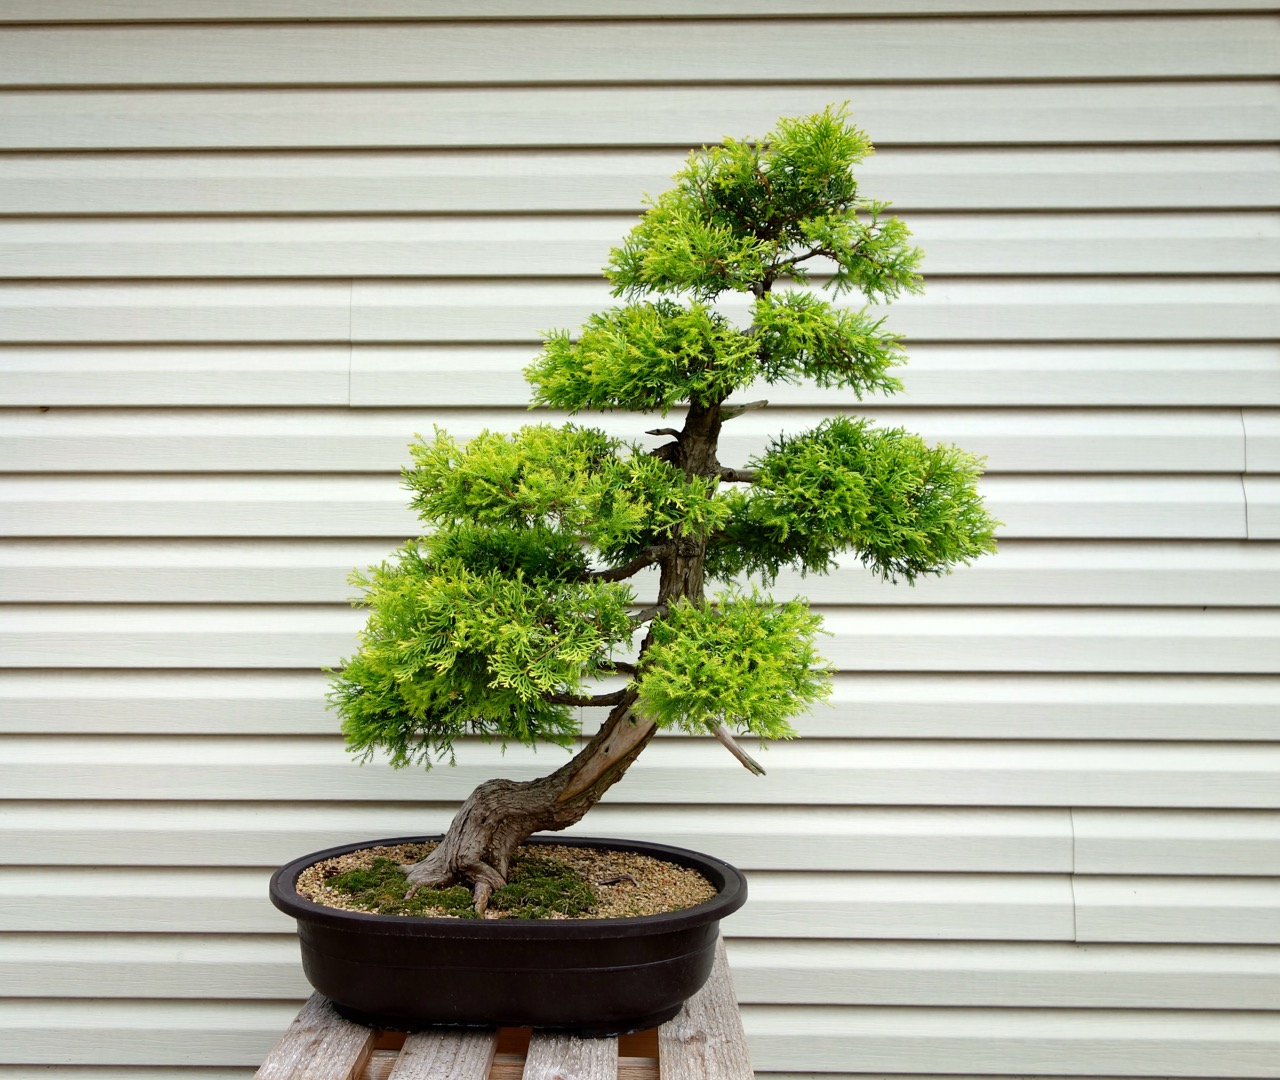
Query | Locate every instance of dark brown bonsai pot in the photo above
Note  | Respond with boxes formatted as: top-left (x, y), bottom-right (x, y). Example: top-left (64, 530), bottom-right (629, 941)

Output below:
top-left (269, 834), bottom-right (747, 1036)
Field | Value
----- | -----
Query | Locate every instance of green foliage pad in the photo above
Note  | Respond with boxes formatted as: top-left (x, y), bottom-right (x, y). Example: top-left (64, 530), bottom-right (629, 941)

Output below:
top-left (329, 105), bottom-right (999, 778)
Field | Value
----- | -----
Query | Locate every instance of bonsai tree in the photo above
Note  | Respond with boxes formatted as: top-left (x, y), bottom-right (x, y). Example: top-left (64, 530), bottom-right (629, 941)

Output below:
top-left (329, 106), bottom-right (998, 912)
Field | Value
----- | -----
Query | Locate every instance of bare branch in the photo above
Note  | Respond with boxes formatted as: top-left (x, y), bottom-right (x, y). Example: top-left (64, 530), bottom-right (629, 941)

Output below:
top-left (630, 603), bottom-right (669, 627)
top-left (583, 545), bottom-right (668, 583)
top-left (713, 723), bottom-right (767, 776)
top-left (649, 441), bottom-right (681, 463)
top-left (717, 467), bottom-right (759, 484)
top-left (721, 399), bottom-right (768, 421)
top-left (607, 660), bottom-right (638, 677)
top-left (544, 689), bottom-right (630, 707)
top-left (645, 427), bottom-right (682, 438)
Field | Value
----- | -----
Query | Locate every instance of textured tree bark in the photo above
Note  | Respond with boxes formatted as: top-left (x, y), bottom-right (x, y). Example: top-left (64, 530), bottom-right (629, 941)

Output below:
top-left (404, 398), bottom-right (725, 911)
top-left (401, 691), bottom-right (657, 912)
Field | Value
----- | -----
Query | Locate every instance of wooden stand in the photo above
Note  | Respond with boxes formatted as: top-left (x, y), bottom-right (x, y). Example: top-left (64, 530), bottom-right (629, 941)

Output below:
top-left (255, 938), bottom-right (752, 1080)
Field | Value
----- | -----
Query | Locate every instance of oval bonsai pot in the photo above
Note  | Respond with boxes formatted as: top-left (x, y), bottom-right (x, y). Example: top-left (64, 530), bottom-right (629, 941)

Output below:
top-left (269, 834), bottom-right (747, 1036)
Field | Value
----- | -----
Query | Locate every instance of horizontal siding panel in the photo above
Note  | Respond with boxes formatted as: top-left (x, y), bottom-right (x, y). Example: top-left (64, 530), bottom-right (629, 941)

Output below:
top-left (8, 934), bottom-right (1278, 1010)
top-left (0, 934), bottom-right (310, 1000)
top-left (890, 345), bottom-right (1280, 408)
top-left (1, 408), bottom-right (1247, 474)
top-left (7, 604), bottom-right (1279, 673)
top-left (5, 1), bottom-right (1278, 19)
top-left (7, 344), bottom-right (1276, 409)
top-left (0, 804), bottom-right (1073, 871)
top-left (5, 670), bottom-right (1276, 741)
top-left (0, 346), bottom-right (352, 406)
top-left (1074, 811), bottom-right (1280, 876)
top-left (0, 474), bottom-right (1251, 540)
top-left (0, 282), bottom-right (352, 344)
top-left (1246, 476), bottom-right (1280, 538)
top-left (987, 475), bottom-right (1247, 539)
top-left (8, 540), bottom-right (1278, 607)
top-left (4, 804), bottom-right (1275, 875)
top-left (2, 83), bottom-right (1275, 151)
top-left (4, 279), bottom-right (1276, 344)
top-left (742, 1005), bottom-right (1280, 1077)
top-left (0, 998), bottom-right (297, 1067)
top-left (1244, 410), bottom-right (1280, 471)
top-left (0, 474), bottom-right (422, 538)
top-left (1, 736), bottom-right (1276, 808)
top-left (1074, 877), bottom-right (1280, 944)
top-left (728, 939), bottom-right (1280, 1009)
top-left (350, 344), bottom-right (1280, 409)
top-left (0, 867), bottom-right (1076, 940)
top-left (4, 212), bottom-right (1275, 277)
top-left (351, 279), bottom-right (1280, 345)
top-left (2, 18), bottom-right (1274, 86)
top-left (1, 148), bottom-right (1276, 215)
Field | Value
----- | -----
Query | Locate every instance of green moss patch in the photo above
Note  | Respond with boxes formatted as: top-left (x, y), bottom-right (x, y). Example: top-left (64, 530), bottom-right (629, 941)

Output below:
top-left (326, 856), bottom-right (480, 918)
top-left (324, 852), bottom-right (597, 919)
top-left (490, 855), bottom-right (596, 918)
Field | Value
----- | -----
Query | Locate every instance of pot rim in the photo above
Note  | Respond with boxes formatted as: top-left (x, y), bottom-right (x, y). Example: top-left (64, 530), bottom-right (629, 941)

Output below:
top-left (270, 833), bottom-right (747, 938)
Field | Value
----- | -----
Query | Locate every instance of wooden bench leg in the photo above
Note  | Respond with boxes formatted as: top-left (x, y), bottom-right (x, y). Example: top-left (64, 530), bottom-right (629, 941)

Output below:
top-left (658, 939), bottom-right (753, 1080)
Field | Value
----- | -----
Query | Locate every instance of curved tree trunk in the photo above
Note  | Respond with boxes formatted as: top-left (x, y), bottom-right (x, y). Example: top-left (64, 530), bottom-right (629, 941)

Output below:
top-left (403, 402), bottom-right (726, 911)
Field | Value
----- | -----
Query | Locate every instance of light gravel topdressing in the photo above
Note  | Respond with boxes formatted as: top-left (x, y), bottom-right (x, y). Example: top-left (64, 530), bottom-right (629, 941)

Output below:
top-left (296, 841), bottom-right (718, 920)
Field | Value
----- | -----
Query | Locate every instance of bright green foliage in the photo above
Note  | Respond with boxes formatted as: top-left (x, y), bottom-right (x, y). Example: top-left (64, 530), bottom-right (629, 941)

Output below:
top-left (709, 417), bottom-right (999, 584)
top-left (607, 104), bottom-right (921, 302)
top-left (405, 424), bottom-right (729, 562)
top-left (752, 291), bottom-right (904, 396)
top-left (330, 531), bottom-right (636, 767)
top-left (637, 592), bottom-right (831, 738)
top-left (527, 300), bottom-right (759, 414)
top-left (330, 106), bottom-right (997, 783)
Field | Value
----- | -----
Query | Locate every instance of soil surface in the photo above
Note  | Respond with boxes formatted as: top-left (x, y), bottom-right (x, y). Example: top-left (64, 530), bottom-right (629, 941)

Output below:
top-left (295, 840), bottom-right (718, 920)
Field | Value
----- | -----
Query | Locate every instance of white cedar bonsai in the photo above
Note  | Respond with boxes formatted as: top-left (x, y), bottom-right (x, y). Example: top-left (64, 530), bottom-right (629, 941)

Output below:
top-left (329, 107), bottom-right (999, 912)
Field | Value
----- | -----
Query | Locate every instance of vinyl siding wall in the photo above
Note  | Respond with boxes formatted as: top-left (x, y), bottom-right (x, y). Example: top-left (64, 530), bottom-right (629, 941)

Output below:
top-left (1, 3), bottom-right (1278, 1077)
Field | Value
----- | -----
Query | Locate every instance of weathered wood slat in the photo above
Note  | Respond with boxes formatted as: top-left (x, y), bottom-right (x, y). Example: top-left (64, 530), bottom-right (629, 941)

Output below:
top-left (659, 940), bottom-right (752, 1080)
top-left (388, 1028), bottom-right (497, 1080)
top-left (1, 84), bottom-right (1274, 152)
top-left (253, 992), bottom-right (376, 1080)
top-left (522, 1032), bottom-right (617, 1080)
